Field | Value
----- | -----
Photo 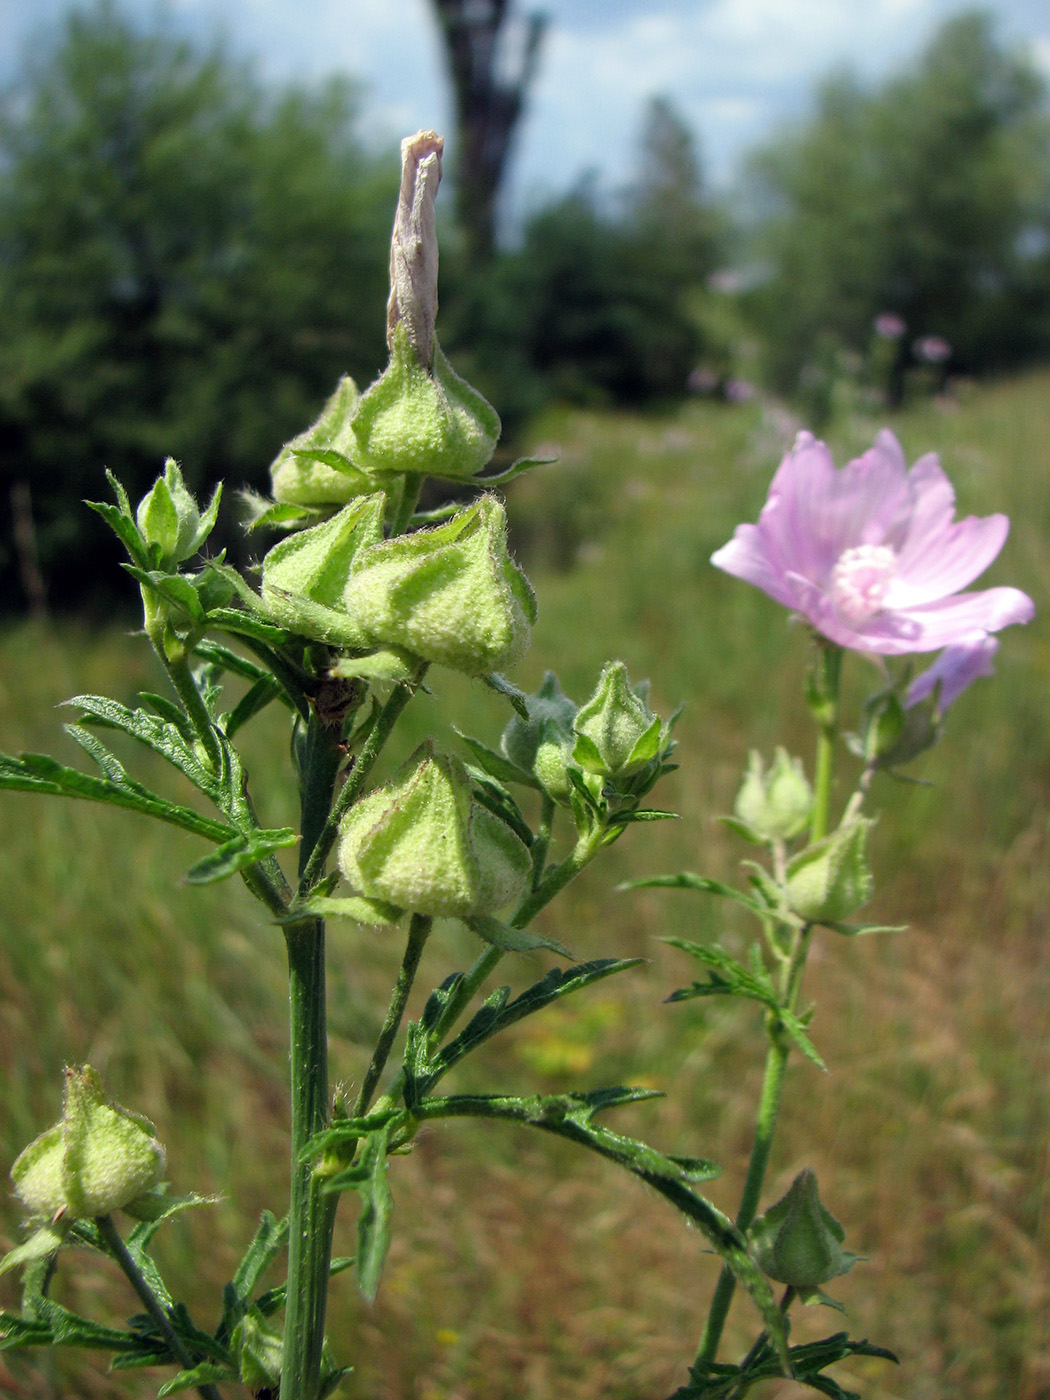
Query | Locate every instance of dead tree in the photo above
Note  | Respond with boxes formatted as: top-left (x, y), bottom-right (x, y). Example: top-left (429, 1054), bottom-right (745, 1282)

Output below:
top-left (431, 0), bottom-right (547, 260)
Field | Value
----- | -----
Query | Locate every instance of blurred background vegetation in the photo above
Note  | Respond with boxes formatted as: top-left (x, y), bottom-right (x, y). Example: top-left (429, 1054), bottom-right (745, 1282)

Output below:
top-left (1, 2), bottom-right (1049, 1397)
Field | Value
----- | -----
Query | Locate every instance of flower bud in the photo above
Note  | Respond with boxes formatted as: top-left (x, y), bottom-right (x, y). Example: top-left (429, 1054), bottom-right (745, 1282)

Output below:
top-left (338, 743), bottom-right (531, 923)
top-left (750, 1169), bottom-right (846, 1287)
top-left (501, 672), bottom-right (578, 802)
top-left (340, 495), bottom-right (535, 675)
top-left (260, 494), bottom-right (386, 644)
top-left (351, 324), bottom-right (501, 481)
top-left (349, 130), bottom-right (500, 481)
top-left (785, 818), bottom-right (874, 925)
top-left (270, 375), bottom-right (372, 507)
top-left (573, 662), bottom-right (663, 781)
top-left (135, 459), bottom-right (220, 569)
top-left (734, 748), bottom-right (812, 843)
top-left (12, 1066), bottom-right (166, 1221)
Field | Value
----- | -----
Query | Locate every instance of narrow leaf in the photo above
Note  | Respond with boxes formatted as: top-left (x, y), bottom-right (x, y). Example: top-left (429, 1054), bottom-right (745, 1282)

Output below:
top-left (158, 1363), bottom-right (237, 1397)
top-left (620, 872), bottom-right (769, 917)
top-left (185, 828), bottom-right (297, 884)
top-left (464, 913), bottom-right (572, 959)
top-left (481, 671), bottom-right (529, 720)
top-left (354, 1126), bottom-right (393, 1302)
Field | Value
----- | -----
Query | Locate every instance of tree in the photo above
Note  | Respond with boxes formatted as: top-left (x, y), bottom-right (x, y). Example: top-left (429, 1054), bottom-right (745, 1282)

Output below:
top-left (744, 12), bottom-right (1050, 390)
top-left (431, 0), bottom-right (547, 260)
top-left (0, 2), bottom-right (396, 609)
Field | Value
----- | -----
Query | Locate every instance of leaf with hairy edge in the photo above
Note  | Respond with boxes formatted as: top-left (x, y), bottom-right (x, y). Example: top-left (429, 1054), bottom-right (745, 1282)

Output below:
top-left (0, 752), bottom-right (234, 841)
top-left (454, 729), bottom-right (539, 789)
top-left (481, 671), bottom-right (529, 720)
top-left (223, 674), bottom-right (285, 738)
top-left (620, 872), bottom-right (770, 918)
top-left (416, 1093), bottom-right (782, 1366)
top-left (66, 695), bottom-right (218, 795)
top-left (184, 829), bottom-right (297, 885)
top-left (0, 1312), bottom-right (53, 1349)
top-left (85, 498), bottom-right (150, 566)
top-left (158, 1363), bottom-right (237, 1397)
top-left (352, 1125), bottom-right (393, 1302)
top-left (425, 958), bottom-right (644, 1094)
top-left (477, 454), bottom-right (557, 487)
top-left (216, 1213), bottom-right (289, 1344)
top-left (464, 913), bottom-right (572, 959)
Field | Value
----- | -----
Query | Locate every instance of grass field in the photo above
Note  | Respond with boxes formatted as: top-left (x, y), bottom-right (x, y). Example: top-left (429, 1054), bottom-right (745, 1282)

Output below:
top-left (1, 371), bottom-right (1049, 1398)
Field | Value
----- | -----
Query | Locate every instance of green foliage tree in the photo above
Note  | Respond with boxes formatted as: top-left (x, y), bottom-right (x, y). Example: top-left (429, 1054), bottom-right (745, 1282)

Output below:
top-left (444, 98), bottom-right (725, 420)
top-left (0, 2), bottom-right (397, 609)
top-left (744, 11), bottom-right (1050, 391)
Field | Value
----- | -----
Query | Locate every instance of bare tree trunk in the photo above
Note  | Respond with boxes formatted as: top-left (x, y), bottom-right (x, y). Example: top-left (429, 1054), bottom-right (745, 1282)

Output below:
top-left (11, 481), bottom-right (48, 619)
top-left (432, 0), bottom-right (547, 261)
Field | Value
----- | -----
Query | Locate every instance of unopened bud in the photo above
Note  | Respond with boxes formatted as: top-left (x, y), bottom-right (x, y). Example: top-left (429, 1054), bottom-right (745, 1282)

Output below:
top-left (734, 748), bottom-right (812, 842)
top-left (501, 672), bottom-right (578, 802)
top-left (338, 743), bottom-right (531, 922)
top-left (136, 459), bottom-right (220, 569)
top-left (12, 1066), bottom-right (166, 1221)
top-left (785, 819), bottom-right (873, 925)
top-left (573, 662), bottom-right (663, 781)
top-left (270, 375), bottom-right (371, 507)
top-left (750, 1169), bottom-right (846, 1287)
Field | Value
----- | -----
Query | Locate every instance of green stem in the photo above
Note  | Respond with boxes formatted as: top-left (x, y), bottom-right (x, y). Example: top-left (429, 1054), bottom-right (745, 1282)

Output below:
top-left (280, 712), bottom-right (343, 1400)
top-left (149, 621), bottom-right (224, 776)
top-left (389, 474), bottom-right (423, 537)
top-left (95, 1214), bottom-right (224, 1400)
top-left (695, 647), bottom-right (843, 1373)
top-left (355, 914), bottom-right (432, 1116)
top-left (531, 794), bottom-right (556, 890)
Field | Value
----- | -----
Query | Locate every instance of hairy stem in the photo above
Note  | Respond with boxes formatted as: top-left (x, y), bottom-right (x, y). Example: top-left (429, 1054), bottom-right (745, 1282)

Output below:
top-left (355, 914), bottom-right (432, 1116)
top-left (694, 647), bottom-right (843, 1373)
top-left (95, 1214), bottom-right (224, 1400)
top-left (280, 712), bottom-right (343, 1400)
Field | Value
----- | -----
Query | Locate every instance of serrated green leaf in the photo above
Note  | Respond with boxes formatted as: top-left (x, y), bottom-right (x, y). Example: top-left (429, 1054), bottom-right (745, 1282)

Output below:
top-left (777, 1007), bottom-right (827, 1070)
top-left (823, 921), bottom-right (907, 937)
top-left (663, 939), bottom-right (775, 1002)
top-left (476, 454), bottom-right (556, 487)
top-left (354, 1126), bottom-right (393, 1302)
top-left (65, 694), bottom-right (218, 796)
top-left (454, 729), bottom-right (538, 789)
top-left (0, 1225), bottom-right (65, 1278)
top-left (62, 724), bottom-right (127, 781)
top-left (158, 1362), bottom-right (237, 1396)
top-left (185, 828), bottom-right (297, 885)
top-left (620, 872), bottom-right (770, 918)
top-left (85, 497), bottom-right (150, 566)
top-left (616, 808), bottom-right (679, 822)
top-left (0, 751), bottom-right (234, 841)
top-left (221, 1212), bottom-right (289, 1339)
top-left (464, 913), bottom-right (572, 959)
top-left (0, 1310), bottom-right (53, 1350)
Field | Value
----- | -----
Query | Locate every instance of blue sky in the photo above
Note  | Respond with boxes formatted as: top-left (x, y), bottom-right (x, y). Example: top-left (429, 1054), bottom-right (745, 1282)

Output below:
top-left (3, 0), bottom-right (1049, 226)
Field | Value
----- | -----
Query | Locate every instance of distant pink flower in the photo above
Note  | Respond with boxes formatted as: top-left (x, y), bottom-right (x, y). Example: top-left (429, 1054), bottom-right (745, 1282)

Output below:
top-left (914, 335), bottom-right (951, 364)
top-left (905, 634), bottom-right (999, 709)
top-left (711, 430), bottom-right (1034, 654)
top-left (874, 312), bottom-right (906, 340)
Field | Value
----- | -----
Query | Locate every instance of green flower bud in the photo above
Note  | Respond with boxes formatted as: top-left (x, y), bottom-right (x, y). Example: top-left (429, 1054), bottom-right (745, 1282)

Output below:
top-left (232, 1310), bottom-right (284, 1393)
top-left (338, 743), bottom-right (531, 923)
top-left (135, 459), bottom-right (220, 569)
top-left (12, 1066), bottom-right (166, 1221)
top-left (340, 495), bottom-right (535, 675)
top-left (785, 818), bottom-right (874, 925)
top-left (351, 324), bottom-right (501, 481)
top-left (750, 1169), bottom-right (846, 1287)
top-left (573, 662), bottom-right (663, 781)
top-left (501, 672), bottom-right (578, 802)
top-left (270, 375), bottom-right (373, 507)
top-left (260, 494), bottom-right (386, 644)
top-left (734, 748), bottom-right (813, 843)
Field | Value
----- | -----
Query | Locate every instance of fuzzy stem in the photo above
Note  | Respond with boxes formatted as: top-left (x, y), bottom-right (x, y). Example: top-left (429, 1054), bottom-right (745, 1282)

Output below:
top-left (280, 712), bottom-right (343, 1400)
top-left (355, 914), bottom-right (432, 1115)
top-left (694, 648), bottom-right (843, 1373)
top-left (389, 474), bottom-right (423, 537)
top-left (95, 1214), bottom-right (224, 1400)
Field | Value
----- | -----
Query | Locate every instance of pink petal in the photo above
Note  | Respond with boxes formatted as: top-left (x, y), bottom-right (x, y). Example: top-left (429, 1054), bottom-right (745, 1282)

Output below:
top-left (886, 513), bottom-right (1010, 607)
top-left (711, 525), bottom-right (800, 610)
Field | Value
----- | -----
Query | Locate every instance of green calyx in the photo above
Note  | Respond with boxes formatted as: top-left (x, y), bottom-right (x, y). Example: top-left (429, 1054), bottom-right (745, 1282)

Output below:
top-left (270, 375), bottom-right (374, 507)
top-left (135, 459), bottom-right (221, 570)
top-left (11, 1066), bottom-right (166, 1223)
top-left (573, 662), bottom-right (666, 782)
top-left (734, 747), bottom-right (813, 843)
top-left (337, 742), bottom-right (531, 923)
top-left (340, 494), bottom-right (535, 675)
top-left (785, 818), bottom-right (874, 925)
top-left (501, 671), bottom-right (578, 802)
top-left (261, 492), bottom-right (534, 677)
top-left (750, 1169), bottom-right (849, 1288)
top-left (351, 323), bottom-right (501, 481)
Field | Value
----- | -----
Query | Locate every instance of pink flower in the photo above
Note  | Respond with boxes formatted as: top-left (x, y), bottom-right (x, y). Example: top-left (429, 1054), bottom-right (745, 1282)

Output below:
top-left (905, 634), bottom-right (999, 710)
top-left (711, 430), bottom-right (1034, 654)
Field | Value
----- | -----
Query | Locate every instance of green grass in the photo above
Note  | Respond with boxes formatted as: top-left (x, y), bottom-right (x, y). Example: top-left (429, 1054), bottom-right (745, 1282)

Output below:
top-left (2, 371), bottom-right (1050, 1398)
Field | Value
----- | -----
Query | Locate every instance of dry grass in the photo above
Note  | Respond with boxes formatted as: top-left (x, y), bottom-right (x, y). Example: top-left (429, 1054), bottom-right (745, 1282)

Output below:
top-left (1, 373), bottom-right (1049, 1397)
